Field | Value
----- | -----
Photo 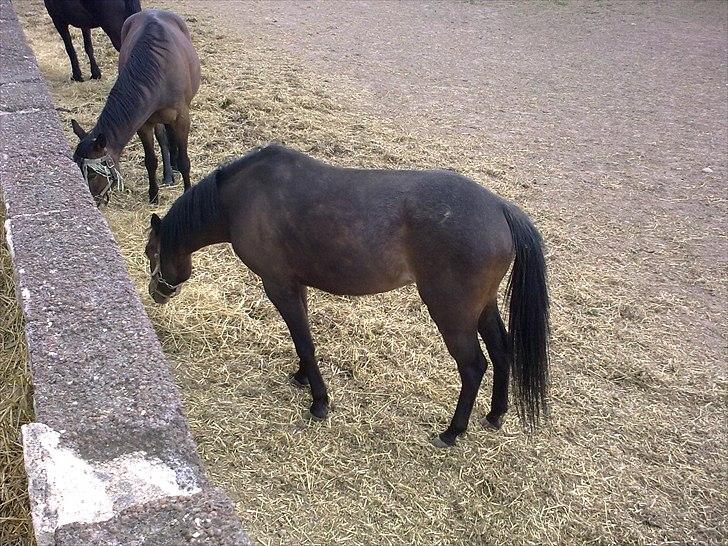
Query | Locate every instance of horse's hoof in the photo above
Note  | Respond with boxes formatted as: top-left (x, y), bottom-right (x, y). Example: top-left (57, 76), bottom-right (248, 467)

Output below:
top-left (90, 71), bottom-right (102, 80)
top-left (289, 373), bottom-right (308, 389)
top-left (482, 415), bottom-right (503, 431)
top-left (162, 180), bottom-right (177, 188)
top-left (307, 401), bottom-right (329, 421)
top-left (71, 74), bottom-right (84, 82)
top-left (305, 409), bottom-right (326, 422)
top-left (430, 434), bottom-right (455, 448)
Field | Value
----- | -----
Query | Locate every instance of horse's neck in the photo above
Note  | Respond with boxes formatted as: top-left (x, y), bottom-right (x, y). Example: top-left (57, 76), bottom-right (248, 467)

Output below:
top-left (183, 222), bottom-right (230, 254)
top-left (167, 198), bottom-right (230, 257)
top-left (94, 84), bottom-right (156, 158)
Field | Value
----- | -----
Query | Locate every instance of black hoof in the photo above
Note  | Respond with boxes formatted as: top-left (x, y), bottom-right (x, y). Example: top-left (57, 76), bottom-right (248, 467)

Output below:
top-left (430, 434), bottom-right (456, 448)
top-left (307, 402), bottom-right (328, 421)
top-left (482, 414), bottom-right (504, 430)
top-left (149, 196), bottom-right (159, 206)
top-left (305, 409), bottom-right (326, 422)
top-left (71, 74), bottom-right (84, 82)
top-left (289, 373), bottom-right (309, 389)
top-left (90, 71), bottom-right (102, 80)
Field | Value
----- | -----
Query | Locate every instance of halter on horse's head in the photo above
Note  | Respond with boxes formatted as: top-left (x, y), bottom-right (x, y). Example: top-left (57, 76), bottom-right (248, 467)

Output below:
top-left (80, 154), bottom-right (123, 206)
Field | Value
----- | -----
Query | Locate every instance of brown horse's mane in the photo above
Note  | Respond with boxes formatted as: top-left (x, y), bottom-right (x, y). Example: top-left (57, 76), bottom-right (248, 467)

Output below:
top-left (96, 20), bottom-right (169, 139)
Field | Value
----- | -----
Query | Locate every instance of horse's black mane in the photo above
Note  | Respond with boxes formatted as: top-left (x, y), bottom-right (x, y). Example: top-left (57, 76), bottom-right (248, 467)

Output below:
top-left (160, 169), bottom-right (221, 252)
top-left (96, 19), bottom-right (169, 139)
top-left (159, 145), bottom-right (281, 250)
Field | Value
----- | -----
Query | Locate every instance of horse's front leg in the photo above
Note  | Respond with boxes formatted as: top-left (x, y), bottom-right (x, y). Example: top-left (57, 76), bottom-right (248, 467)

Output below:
top-left (81, 28), bottom-right (101, 80)
top-left (263, 279), bottom-right (329, 419)
top-left (53, 21), bottom-right (83, 81)
top-left (154, 124), bottom-right (175, 186)
top-left (137, 125), bottom-right (159, 204)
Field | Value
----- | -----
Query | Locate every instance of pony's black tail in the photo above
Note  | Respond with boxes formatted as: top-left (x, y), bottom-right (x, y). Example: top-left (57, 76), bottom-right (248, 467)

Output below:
top-left (502, 204), bottom-right (550, 431)
top-left (125, 0), bottom-right (142, 17)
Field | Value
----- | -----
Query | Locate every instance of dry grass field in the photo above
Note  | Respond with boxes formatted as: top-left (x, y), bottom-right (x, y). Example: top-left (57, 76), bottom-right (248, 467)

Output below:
top-left (8, 0), bottom-right (727, 544)
top-left (0, 205), bottom-right (34, 545)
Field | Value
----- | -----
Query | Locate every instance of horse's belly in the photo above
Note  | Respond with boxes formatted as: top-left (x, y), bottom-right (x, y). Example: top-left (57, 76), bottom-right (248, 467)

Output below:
top-left (147, 109), bottom-right (178, 125)
top-left (302, 259), bottom-right (415, 296)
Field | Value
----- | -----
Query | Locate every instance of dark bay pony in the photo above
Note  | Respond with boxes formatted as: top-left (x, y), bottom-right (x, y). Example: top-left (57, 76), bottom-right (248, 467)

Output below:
top-left (145, 144), bottom-right (550, 447)
top-left (70, 9), bottom-right (200, 205)
top-left (44, 0), bottom-right (141, 81)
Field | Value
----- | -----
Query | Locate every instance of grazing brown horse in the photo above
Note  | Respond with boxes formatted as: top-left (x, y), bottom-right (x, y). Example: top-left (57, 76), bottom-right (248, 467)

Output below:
top-left (71, 9), bottom-right (200, 205)
top-left (145, 145), bottom-right (550, 447)
top-left (44, 0), bottom-right (141, 81)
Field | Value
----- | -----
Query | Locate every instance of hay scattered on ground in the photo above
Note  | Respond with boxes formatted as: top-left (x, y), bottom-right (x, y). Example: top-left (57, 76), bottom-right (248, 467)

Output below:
top-left (0, 205), bottom-right (34, 546)
top-left (13, 0), bottom-right (728, 544)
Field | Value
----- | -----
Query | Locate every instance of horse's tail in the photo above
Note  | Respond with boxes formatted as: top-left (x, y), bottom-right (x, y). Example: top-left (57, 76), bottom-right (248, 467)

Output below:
top-left (125, 0), bottom-right (142, 17)
top-left (502, 203), bottom-right (550, 431)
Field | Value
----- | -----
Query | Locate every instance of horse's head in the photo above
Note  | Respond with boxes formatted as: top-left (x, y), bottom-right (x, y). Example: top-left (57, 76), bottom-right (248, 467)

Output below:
top-left (145, 213), bottom-right (191, 304)
top-left (70, 119), bottom-right (122, 206)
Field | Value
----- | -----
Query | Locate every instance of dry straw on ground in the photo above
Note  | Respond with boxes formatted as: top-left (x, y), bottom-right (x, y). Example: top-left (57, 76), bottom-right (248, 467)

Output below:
top-left (10, 0), bottom-right (728, 544)
top-left (0, 205), bottom-right (34, 546)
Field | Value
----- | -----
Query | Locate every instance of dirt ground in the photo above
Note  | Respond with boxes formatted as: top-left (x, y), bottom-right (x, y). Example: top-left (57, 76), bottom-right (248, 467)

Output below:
top-left (178, 0), bottom-right (727, 540)
top-left (174, 1), bottom-right (728, 540)
top-left (183, 0), bottom-right (727, 365)
top-left (11, 0), bottom-right (728, 544)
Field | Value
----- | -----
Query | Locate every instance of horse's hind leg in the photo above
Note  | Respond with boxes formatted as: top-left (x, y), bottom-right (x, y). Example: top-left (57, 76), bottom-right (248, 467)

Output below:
top-left (164, 123), bottom-right (180, 172)
top-left (81, 28), bottom-right (101, 80)
top-left (154, 124), bottom-right (175, 186)
top-left (53, 21), bottom-right (83, 81)
top-left (137, 125), bottom-right (159, 204)
top-left (419, 284), bottom-right (486, 447)
top-left (262, 279), bottom-right (329, 419)
top-left (168, 113), bottom-right (192, 191)
top-left (479, 302), bottom-right (509, 430)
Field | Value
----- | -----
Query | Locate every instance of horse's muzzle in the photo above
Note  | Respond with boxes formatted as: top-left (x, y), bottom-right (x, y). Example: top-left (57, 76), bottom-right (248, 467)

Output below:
top-left (149, 279), bottom-right (179, 304)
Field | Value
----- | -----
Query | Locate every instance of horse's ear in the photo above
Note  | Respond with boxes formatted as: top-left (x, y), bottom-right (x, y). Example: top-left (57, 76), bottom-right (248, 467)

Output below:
top-left (92, 133), bottom-right (107, 151)
top-left (150, 213), bottom-right (162, 233)
top-left (71, 119), bottom-right (87, 140)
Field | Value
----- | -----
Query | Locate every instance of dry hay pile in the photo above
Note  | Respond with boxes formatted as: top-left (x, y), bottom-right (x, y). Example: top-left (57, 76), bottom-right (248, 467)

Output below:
top-left (13, 0), bottom-right (728, 544)
top-left (0, 205), bottom-right (34, 545)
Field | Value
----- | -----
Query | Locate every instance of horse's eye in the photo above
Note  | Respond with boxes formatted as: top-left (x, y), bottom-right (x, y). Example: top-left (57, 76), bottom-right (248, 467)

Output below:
top-left (87, 171), bottom-right (98, 181)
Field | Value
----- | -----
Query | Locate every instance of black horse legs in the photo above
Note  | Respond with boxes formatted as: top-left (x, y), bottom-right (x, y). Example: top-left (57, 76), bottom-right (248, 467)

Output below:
top-left (167, 115), bottom-right (192, 191)
top-left (164, 123), bottom-right (180, 172)
top-left (81, 28), bottom-right (101, 80)
top-left (154, 124), bottom-right (175, 186)
top-left (480, 303), bottom-right (510, 429)
top-left (137, 126), bottom-right (159, 204)
top-left (435, 328), bottom-right (487, 446)
top-left (263, 279), bottom-right (329, 419)
top-left (53, 21), bottom-right (83, 81)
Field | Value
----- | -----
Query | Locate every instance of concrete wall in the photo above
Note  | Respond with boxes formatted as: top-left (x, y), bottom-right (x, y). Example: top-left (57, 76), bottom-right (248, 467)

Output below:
top-left (0, 1), bottom-right (250, 544)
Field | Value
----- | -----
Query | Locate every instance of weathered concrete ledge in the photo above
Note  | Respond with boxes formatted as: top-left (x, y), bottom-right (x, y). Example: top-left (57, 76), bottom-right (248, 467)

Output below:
top-left (0, 1), bottom-right (250, 544)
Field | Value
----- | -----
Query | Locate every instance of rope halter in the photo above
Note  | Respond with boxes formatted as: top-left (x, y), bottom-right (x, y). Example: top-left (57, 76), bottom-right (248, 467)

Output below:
top-left (81, 154), bottom-right (123, 206)
top-left (150, 252), bottom-right (182, 300)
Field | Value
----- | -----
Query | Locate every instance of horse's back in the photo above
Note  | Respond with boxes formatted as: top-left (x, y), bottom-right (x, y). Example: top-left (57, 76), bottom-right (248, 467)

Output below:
top-left (121, 9), bottom-right (191, 40)
top-left (220, 145), bottom-right (514, 296)
top-left (44, 0), bottom-right (99, 28)
top-left (403, 170), bottom-right (514, 279)
top-left (46, 0), bottom-right (136, 31)
top-left (119, 9), bottom-right (200, 103)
